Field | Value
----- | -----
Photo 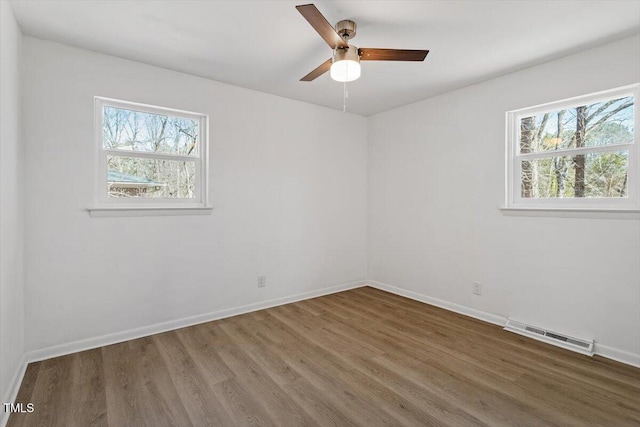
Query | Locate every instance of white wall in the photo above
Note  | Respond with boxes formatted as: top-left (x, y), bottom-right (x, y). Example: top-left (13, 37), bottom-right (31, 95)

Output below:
top-left (368, 35), bottom-right (640, 363)
top-left (0, 0), bottom-right (24, 410)
top-left (22, 37), bottom-right (368, 353)
top-left (16, 30), bottom-right (640, 367)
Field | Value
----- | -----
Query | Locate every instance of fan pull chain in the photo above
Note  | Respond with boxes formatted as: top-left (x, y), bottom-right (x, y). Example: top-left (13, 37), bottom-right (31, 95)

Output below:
top-left (343, 81), bottom-right (349, 113)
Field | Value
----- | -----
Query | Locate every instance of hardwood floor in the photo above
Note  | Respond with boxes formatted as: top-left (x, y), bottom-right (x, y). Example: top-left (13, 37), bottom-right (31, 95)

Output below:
top-left (8, 287), bottom-right (640, 426)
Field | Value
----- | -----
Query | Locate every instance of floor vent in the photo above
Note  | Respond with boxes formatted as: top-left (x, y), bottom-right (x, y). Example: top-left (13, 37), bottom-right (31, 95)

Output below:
top-left (504, 319), bottom-right (594, 356)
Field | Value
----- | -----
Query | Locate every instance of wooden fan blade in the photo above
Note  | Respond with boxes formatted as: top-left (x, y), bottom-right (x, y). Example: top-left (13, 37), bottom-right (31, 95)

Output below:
top-left (358, 48), bottom-right (429, 61)
top-left (300, 58), bottom-right (332, 81)
top-left (296, 4), bottom-right (348, 49)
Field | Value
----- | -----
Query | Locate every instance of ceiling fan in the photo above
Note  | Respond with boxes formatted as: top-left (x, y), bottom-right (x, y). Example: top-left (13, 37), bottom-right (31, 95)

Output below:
top-left (296, 3), bottom-right (429, 83)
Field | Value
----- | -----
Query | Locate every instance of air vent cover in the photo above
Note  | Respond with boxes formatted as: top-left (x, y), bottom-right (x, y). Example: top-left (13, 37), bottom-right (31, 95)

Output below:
top-left (504, 319), bottom-right (594, 356)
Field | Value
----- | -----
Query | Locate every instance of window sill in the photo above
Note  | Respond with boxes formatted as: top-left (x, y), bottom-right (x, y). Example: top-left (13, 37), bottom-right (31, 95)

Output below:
top-left (88, 206), bottom-right (213, 218)
top-left (500, 206), bottom-right (640, 220)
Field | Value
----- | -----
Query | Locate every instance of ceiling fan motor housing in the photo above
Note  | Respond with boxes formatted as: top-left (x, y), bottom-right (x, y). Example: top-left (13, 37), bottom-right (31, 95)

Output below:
top-left (335, 20), bottom-right (356, 41)
top-left (333, 44), bottom-right (359, 63)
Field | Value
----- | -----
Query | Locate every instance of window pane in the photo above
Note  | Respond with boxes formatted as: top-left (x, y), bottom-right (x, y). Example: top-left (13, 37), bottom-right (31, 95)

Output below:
top-left (103, 106), bottom-right (199, 156)
top-left (521, 150), bottom-right (629, 198)
top-left (519, 96), bottom-right (634, 154)
top-left (107, 156), bottom-right (196, 199)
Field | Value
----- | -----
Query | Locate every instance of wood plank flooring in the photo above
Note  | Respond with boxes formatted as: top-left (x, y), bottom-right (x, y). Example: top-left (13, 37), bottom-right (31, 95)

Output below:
top-left (8, 287), bottom-right (640, 426)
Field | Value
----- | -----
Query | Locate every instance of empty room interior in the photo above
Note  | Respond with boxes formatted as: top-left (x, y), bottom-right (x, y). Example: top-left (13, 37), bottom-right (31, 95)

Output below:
top-left (1, 0), bottom-right (640, 425)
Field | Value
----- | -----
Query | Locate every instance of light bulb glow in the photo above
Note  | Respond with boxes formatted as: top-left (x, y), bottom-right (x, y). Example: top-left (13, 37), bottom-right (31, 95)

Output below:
top-left (331, 45), bottom-right (361, 82)
top-left (330, 60), bottom-right (361, 82)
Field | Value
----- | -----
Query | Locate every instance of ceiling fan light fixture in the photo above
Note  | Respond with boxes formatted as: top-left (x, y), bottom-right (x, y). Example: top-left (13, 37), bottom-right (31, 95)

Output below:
top-left (296, 4), bottom-right (429, 83)
top-left (330, 46), bottom-right (361, 82)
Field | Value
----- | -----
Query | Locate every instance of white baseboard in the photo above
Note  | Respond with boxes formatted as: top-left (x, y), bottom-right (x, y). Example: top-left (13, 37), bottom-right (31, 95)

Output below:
top-left (365, 280), bottom-right (506, 326)
top-left (365, 280), bottom-right (640, 368)
top-left (594, 343), bottom-right (640, 368)
top-left (25, 280), bottom-right (366, 364)
top-left (1, 353), bottom-right (28, 427)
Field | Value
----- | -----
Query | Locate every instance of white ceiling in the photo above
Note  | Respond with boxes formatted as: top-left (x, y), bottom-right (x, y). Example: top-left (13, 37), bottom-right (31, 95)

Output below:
top-left (9, 0), bottom-right (640, 116)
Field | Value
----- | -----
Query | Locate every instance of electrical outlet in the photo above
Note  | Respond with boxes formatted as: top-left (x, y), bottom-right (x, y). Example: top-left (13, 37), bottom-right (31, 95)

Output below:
top-left (258, 275), bottom-right (266, 288)
top-left (473, 281), bottom-right (482, 296)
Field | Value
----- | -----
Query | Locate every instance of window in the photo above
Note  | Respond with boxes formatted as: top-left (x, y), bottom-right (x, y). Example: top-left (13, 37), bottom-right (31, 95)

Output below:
top-left (93, 97), bottom-right (209, 212)
top-left (506, 85), bottom-right (639, 211)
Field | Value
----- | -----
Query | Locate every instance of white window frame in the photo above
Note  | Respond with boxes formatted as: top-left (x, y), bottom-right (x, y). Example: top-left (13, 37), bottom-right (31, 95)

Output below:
top-left (505, 84), bottom-right (640, 212)
top-left (91, 97), bottom-right (210, 215)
